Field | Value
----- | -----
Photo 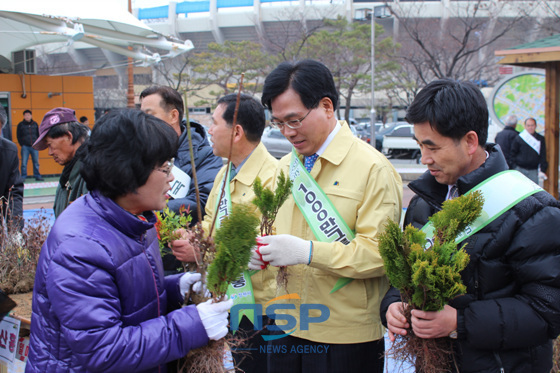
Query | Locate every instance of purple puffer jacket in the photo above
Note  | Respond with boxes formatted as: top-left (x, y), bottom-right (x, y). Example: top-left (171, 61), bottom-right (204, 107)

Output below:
top-left (26, 191), bottom-right (208, 372)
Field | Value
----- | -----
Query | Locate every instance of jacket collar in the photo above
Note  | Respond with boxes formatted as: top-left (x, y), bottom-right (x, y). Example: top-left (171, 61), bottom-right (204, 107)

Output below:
top-left (179, 119), bottom-right (206, 144)
top-left (87, 190), bottom-right (155, 239)
top-left (409, 143), bottom-right (509, 208)
top-left (316, 120), bottom-right (354, 167)
top-left (234, 142), bottom-right (270, 186)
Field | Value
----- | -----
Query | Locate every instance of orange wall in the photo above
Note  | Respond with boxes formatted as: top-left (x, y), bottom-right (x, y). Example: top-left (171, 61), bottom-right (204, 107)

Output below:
top-left (3, 74), bottom-right (94, 176)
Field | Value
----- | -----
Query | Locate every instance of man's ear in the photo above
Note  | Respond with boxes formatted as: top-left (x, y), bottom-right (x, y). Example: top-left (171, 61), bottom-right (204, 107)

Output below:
top-left (233, 124), bottom-right (244, 143)
top-left (65, 131), bottom-right (74, 143)
top-left (319, 97), bottom-right (335, 118)
top-left (464, 130), bottom-right (479, 155)
top-left (170, 108), bottom-right (181, 126)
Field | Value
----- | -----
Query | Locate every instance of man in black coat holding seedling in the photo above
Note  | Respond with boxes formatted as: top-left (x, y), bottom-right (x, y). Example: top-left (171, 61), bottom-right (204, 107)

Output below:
top-left (381, 79), bottom-right (560, 372)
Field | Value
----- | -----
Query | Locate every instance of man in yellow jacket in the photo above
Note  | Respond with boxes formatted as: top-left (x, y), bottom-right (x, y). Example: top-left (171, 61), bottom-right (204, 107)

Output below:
top-left (249, 60), bottom-right (403, 372)
top-left (172, 93), bottom-right (278, 372)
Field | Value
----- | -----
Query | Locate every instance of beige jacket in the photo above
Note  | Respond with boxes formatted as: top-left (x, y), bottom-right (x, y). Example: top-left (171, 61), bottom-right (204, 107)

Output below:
top-left (203, 142), bottom-right (278, 306)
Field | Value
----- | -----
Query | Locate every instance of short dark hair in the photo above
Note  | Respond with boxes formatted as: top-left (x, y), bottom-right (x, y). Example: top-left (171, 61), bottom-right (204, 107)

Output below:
top-left (79, 116), bottom-right (88, 123)
top-left (81, 109), bottom-right (178, 200)
top-left (46, 121), bottom-right (89, 146)
top-left (216, 94), bottom-right (265, 143)
top-left (261, 59), bottom-right (338, 112)
top-left (140, 86), bottom-right (184, 123)
top-left (23, 109), bottom-right (32, 115)
top-left (405, 79), bottom-right (488, 145)
top-left (524, 117), bottom-right (537, 125)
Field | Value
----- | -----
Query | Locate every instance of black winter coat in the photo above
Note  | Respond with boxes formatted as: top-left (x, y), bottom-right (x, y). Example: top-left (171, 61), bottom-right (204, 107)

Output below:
top-left (162, 120), bottom-right (222, 273)
top-left (166, 120), bottom-right (222, 221)
top-left (16, 119), bottom-right (39, 147)
top-left (0, 138), bottom-right (23, 227)
top-left (380, 144), bottom-right (560, 373)
top-left (494, 126), bottom-right (518, 168)
top-left (510, 131), bottom-right (548, 173)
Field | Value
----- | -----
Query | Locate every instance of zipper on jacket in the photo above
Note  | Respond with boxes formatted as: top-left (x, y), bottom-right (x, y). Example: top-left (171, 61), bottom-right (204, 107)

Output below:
top-left (142, 241), bottom-right (163, 373)
top-left (493, 351), bottom-right (505, 373)
top-left (473, 260), bottom-right (482, 299)
top-left (65, 181), bottom-right (72, 207)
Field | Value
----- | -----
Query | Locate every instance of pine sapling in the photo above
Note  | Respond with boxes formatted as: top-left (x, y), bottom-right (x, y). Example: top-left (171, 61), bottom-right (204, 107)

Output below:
top-left (252, 170), bottom-right (292, 288)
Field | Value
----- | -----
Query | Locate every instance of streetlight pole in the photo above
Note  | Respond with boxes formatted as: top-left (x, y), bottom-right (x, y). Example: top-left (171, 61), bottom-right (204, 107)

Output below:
top-left (126, 0), bottom-right (135, 108)
top-left (370, 7), bottom-right (376, 149)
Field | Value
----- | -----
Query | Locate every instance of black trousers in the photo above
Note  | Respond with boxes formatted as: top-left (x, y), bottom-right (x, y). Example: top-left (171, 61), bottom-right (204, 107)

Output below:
top-left (231, 315), bottom-right (274, 373)
top-left (266, 334), bottom-right (385, 373)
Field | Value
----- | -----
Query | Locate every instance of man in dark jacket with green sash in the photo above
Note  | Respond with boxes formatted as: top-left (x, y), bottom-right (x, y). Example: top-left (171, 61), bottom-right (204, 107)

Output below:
top-left (33, 107), bottom-right (89, 218)
top-left (381, 79), bottom-right (560, 372)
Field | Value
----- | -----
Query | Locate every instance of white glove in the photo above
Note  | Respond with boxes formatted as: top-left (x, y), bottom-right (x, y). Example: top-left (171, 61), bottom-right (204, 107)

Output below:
top-left (179, 272), bottom-right (202, 298)
top-left (256, 235), bottom-right (312, 267)
top-left (192, 281), bottom-right (212, 298)
top-left (196, 298), bottom-right (234, 340)
top-left (248, 245), bottom-right (268, 270)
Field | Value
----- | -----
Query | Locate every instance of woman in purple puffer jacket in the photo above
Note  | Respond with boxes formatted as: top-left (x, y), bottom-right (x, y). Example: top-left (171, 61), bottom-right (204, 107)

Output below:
top-left (26, 109), bottom-right (232, 373)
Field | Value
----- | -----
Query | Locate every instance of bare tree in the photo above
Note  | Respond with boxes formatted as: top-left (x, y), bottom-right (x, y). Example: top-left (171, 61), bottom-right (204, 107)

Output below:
top-left (386, 0), bottom-right (527, 88)
top-left (253, 5), bottom-right (329, 61)
top-left (299, 16), bottom-right (400, 122)
top-left (516, 0), bottom-right (560, 37)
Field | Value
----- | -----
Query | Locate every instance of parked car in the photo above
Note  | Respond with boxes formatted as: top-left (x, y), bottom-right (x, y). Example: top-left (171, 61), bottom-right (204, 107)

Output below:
top-left (356, 122), bottom-right (383, 144)
top-left (262, 123), bottom-right (359, 159)
top-left (381, 123), bottom-right (421, 161)
top-left (261, 127), bottom-right (293, 158)
top-left (348, 124), bottom-right (359, 137)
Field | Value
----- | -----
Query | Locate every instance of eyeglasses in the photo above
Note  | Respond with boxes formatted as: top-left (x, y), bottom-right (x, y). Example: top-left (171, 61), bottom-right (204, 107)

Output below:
top-left (270, 107), bottom-right (314, 130)
top-left (156, 158), bottom-right (174, 177)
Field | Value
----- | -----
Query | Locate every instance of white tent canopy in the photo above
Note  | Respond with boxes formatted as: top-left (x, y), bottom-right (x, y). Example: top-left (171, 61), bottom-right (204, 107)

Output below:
top-left (0, 2), bottom-right (193, 69)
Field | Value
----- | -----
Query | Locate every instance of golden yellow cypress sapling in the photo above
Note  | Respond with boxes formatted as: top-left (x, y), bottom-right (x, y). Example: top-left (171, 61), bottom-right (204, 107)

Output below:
top-left (378, 190), bottom-right (484, 373)
top-left (155, 205), bottom-right (191, 253)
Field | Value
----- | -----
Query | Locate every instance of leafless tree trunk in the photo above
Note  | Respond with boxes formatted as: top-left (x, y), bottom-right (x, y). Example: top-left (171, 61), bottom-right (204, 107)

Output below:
top-left (385, 0), bottom-right (528, 87)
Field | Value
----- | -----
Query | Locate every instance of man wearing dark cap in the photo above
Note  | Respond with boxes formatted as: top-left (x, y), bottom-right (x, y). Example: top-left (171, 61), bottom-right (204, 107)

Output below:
top-left (33, 107), bottom-right (89, 217)
top-left (17, 109), bottom-right (43, 181)
top-left (0, 104), bottom-right (23, 227)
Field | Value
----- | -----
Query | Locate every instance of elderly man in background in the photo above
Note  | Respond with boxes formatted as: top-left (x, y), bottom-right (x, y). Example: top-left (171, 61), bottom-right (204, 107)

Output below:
top-left (33, 107), bottom-right (89, 218)
top-left (510, 117), bottom-right (547, 184)
top-left (494, 114), bottom-right (518, 168)
top-left (0, 104), bottom-right (23, 227)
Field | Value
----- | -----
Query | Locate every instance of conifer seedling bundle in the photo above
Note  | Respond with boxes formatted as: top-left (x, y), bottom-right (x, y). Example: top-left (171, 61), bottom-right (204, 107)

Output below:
top-left (378, 190), bottom-right (484, 372)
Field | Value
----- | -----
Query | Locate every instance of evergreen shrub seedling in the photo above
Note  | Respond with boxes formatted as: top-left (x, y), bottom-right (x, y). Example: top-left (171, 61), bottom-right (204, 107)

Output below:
top-left (378, 190), bottom-right (484, 372)
top-left (206, 204), bottom-right (259, 298)
top-left (252, 170), bottom-right (293, 288)
top-left (155, 205), bottom-right (191, 254)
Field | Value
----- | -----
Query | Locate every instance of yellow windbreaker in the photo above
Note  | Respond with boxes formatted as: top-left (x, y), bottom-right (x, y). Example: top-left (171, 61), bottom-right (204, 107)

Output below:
top-left (273, 122), bottom-right (402, 343)
top-left (202, 141), bottom-right (278, 306)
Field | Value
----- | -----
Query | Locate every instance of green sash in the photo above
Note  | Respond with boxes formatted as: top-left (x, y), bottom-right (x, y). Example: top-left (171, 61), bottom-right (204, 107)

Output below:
top-left (289, 149), bottom-right (355, 293)
top-left (216, 163), bottom-right (257, 325)
top-left (421, 170), bottom-right (543, 243)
